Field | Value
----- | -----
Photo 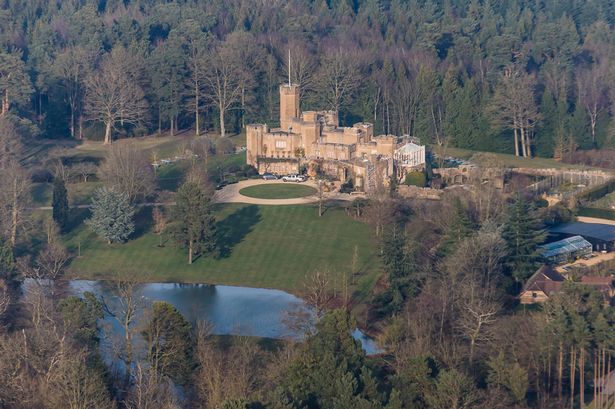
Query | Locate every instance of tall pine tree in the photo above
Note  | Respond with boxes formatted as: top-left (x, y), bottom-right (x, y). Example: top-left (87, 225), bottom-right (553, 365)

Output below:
top-left (438, 198), bottom-right (475, 256)
top-left (502, 193), bottom-right (546, 286)
top-left (52, 177), bottom-right (69, 231)
top-left (377, 225), bottom-right (421, 316)
top-left (142, 301), bottom-right (194, 384)
top-left (171, 182), bottom-right (216, 264)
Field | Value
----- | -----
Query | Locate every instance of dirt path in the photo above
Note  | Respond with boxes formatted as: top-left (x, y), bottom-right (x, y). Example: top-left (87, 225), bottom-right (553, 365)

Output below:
top-left (577, 216), bottom-right (615, 226)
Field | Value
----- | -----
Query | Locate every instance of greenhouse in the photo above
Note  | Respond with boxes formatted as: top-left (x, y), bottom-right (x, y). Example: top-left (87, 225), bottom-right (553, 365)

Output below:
top-left (539, 235), bottom-right (592, 264)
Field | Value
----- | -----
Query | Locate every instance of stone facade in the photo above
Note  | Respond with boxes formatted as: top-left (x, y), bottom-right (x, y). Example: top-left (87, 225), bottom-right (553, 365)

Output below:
top-left (246, 83), bottom-right (425, 191)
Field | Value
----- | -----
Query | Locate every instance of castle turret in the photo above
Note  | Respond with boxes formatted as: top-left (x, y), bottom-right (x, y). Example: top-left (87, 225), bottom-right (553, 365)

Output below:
top-left (246, 124), bottom-right (267, 166)
top-left (279, 84), bottom-right (300, 131)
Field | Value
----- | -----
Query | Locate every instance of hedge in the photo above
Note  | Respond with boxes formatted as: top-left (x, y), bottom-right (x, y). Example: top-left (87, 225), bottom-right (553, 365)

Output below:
top-left (404, 171), bottom-right (427, 187)
top-left (578, 207), bottom-right (615, 221)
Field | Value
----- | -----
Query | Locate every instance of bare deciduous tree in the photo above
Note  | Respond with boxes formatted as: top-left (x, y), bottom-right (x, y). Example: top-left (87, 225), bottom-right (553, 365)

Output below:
top-left (457, 293), bottom-right (499, 363)
top-left (71, 162), bottom-right (98, 183)
top-left (125, 363), bottom-right (180, 409)
top-left (364, 167), bottom-right (394, 238)
top-left (446, 227), bottom-right (508, 291)
top-left (204, 40), bottom-right (243, 138)
top-left (99, 143), bottom-right (155, 203)
top-left (53, 46), bottom-right (96, 139)
top-left (316, 49), bottom-right (362, 115)
top-left (303, 270), bottom-right (333, 317)
top-left (0, 50), bottom-right (33, 115)
top-left (85, 47), bottom-right (148, 144)
top-left (179, 21), bottom-right (209, 137)
top-left (102, 277), bottom-right (144, 382)
top-left (317, 179), bottom-right (325, 217)
top-left (35, 242), bottom-right (70, 280)
top-left (190, 136), bottom-right (214, 166)
top-left (52, 158), bottom-right (72, 182)
top-left (284, 42), bottom-right (318, 106)
top-left (47, 350), bottom-right (116, 409)
top-left (490, 67), bottom-right (540, 157)
top-left (152, 206), bottom-right (166, 247)
top-left (0, 161), bottom-right (31, 247)
top-left (0, 280), bottom-right (9, 326)
top-left (193, 322), bottom-right (262, 409)
top-left (388, 56), bottom-right (428, 136)
top-left (224, 32), bottom-right (264, 129)
top-left (0, 117), bottom-right (23, 169)
top-left (576, 62), bottom-right (610, 145)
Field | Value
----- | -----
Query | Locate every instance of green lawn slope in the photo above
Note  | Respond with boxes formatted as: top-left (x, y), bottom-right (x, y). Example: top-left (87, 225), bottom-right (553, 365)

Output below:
top-left (64, 203), bottom-right (380, 295)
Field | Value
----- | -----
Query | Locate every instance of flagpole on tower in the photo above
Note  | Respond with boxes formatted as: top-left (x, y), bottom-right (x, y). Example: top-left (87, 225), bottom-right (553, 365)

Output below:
top-left (288, 49), bottom-right (291, 86)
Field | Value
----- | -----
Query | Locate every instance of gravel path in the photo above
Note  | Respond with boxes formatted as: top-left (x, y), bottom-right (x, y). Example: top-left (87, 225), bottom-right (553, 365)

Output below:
top-left (33, 179), bottom-right (364, 210)
top-left (214, 179), bottom-right (363, 205)
top-left (577, 216), bottom-right (615, 226)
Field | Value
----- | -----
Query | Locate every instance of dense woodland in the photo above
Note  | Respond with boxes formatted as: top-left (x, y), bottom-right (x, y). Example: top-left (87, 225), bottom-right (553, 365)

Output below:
top-left (2, 180), bottom-right (615, 409)
top-left (0, 1), bottom-right (615, 409)
top-left (1, 0), bottom-right (615, 158)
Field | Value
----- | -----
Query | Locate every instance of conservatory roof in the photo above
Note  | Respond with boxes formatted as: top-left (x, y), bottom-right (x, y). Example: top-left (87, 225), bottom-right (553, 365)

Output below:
top-left (395, 142), bottom-right (423, 154)
top-left (539, 235), bottom-right (592, 259)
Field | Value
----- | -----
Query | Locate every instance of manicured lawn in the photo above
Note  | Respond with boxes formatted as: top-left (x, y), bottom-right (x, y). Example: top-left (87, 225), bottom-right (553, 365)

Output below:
top-left (31, 181), bottom-right (105, 207)
top-left (64, 204), bottom-right (381, 295)
top-left (438, 146), bottom-right (592, 170)
top-left (239, 184), bottom-right (317, 199)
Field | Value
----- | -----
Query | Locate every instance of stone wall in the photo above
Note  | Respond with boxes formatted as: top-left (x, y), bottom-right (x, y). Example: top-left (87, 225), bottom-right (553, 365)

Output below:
top-left (397, 185), bottom-right (442, 200)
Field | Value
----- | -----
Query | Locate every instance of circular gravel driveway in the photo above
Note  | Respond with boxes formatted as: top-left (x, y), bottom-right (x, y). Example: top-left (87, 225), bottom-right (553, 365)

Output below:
top-left (214, 179), bottom-right (320, 205)
top-left (213, 179), bottom-right (363, 205)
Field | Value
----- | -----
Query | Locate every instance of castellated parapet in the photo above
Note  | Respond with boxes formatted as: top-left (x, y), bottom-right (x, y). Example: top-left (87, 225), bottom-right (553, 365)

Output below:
top-left (246, 83), bottom-right (426, 188)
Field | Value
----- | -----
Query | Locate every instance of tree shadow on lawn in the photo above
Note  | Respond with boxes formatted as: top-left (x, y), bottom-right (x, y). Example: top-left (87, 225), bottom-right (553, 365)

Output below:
top-left (216, 205), bottom-right (261, 258)
top-left (66, 208), bottom-right (91, 234)
top-left (132, 206), bottom-right (153, 239)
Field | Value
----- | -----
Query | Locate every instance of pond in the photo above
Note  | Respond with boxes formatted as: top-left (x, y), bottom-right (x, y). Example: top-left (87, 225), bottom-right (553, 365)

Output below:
top-left (26, 280), bottom-right (382, 355)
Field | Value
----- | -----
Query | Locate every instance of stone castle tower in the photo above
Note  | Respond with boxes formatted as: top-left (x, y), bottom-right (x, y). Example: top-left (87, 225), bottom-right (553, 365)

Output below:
top-left (279, 84), bottom-right (300, 131)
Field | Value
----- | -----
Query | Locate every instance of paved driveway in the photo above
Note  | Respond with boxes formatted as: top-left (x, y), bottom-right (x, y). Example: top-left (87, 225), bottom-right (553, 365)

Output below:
top-left (213, 179), bottom-right (363, 205)
top-left (33, 179), bottom-right (364, 210)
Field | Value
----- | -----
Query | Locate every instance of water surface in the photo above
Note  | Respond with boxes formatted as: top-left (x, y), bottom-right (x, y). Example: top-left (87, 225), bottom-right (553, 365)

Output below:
top-left (38, 280), bottom-right (382, 354)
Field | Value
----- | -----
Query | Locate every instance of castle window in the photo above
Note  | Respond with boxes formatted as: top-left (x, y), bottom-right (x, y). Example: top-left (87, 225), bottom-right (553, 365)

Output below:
top-left (275, 140), bottom-right (287, 149)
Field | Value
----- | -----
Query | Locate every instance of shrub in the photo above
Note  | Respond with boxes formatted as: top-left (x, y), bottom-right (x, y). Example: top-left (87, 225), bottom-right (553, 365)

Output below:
top-left (215, 138), bottom-right (235, 155)
top-left (404, 171), bottom-right (426, 187)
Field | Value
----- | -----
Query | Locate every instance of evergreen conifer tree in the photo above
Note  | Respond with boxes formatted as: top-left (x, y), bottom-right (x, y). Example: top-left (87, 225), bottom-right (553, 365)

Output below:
top-left (52, 177), bottom-right (69, 231)
top-left (438, 198), bottom-right (475, 256)
top-left (0, 238), bottom-right (15, 282)
top-left (171, 182), bottom-right (216, 264)
top-left (142, 301), bottom-right (193, 384)
top-left (377, 225), bottom-right (421, 316)
top-left (86, 187), bottom-right (135, 244)
top-left (502, 193), bottom-right (546, 286)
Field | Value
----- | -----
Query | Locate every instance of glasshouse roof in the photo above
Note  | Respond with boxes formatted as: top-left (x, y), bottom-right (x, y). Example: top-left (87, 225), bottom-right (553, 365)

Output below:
top-left (539, 235), bottom-right (592, 259)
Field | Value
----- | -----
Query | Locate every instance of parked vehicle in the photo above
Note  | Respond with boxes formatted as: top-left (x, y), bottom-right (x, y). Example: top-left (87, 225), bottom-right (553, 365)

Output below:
top-left (282, 174), bottom-right (307, 182)
top-left (262, 173), bottom-right (278, 180)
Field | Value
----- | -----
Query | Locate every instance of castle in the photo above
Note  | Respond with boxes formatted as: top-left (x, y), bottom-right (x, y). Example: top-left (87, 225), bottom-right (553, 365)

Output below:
top-left (246, 83), bottom-right (425, 191)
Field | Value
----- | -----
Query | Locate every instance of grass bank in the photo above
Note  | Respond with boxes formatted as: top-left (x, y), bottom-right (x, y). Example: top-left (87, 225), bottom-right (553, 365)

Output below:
top-left (440, 146), bottom-right (591, 170)
top-left (578, 207), bottom-right (615, 221)
top-left (64, 203), bottom-right (380, 296)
